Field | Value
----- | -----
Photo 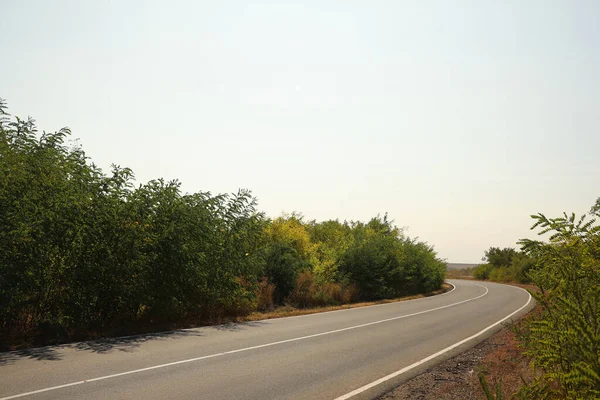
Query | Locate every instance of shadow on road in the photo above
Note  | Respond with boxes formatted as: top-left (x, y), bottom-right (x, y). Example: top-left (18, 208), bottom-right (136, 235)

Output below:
top-left (0, 329), bottom-right (202, 365)
top-left (0, 320), bottom-right (268, 365)
top-left (211, 321), bottom-right (266, 332)
top-left (0, 346), bottom-right (62, 365)
top-left (73, 329), bottom-right (206, 354)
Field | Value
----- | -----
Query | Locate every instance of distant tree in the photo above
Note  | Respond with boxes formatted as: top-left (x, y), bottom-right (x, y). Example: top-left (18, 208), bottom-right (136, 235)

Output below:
top-left (482, 247), bottom-right (518, 268)
top-left (473, 264), bottom-right (494, 280)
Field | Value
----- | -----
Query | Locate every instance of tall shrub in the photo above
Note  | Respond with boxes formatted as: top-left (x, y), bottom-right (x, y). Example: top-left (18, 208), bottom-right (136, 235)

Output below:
top-left (518, 211), bottom-right (600, 398)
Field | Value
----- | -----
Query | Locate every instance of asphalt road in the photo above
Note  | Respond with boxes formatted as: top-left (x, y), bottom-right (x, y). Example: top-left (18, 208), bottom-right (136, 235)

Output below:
top-left (0, 280), bottom-right (533, 400)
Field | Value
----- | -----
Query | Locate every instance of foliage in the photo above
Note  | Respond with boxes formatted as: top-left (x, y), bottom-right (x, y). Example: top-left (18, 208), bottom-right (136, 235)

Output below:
top-left (0, 99), bottom-right (447, 346)
top-left (306, 219), bottom-right (354, 284)
top-left (479, 373), bottom-right (504, 400)
top-left (483, 247), bottom-right (518, 268)
top-left (473, 263), bottom-right (494, 280)
top-left (0, 99), bottom-right (266, 341)
top-left (262, 242), bottom-right (309, 303)
top-left (445, 265), bottom-right (476, 279)
top-left (338, 216), bottom-right (446, 300)
top-left (255, 278), bottom-right (275, 312)
top-left (473, 247), bottom-right (536, 284)
top-left (264, 214), bottom-right (314, 261)
top-left (516, 210), bottom-right (600, 399)
top-left (288, 272), bottom-right (340, 308)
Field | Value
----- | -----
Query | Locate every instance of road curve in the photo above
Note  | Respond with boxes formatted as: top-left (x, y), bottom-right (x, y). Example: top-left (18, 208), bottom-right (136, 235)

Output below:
top-left (0, 280), bottom-right (533, 400)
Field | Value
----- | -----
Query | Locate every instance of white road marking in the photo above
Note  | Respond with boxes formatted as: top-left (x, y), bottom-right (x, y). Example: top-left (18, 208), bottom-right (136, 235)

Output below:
top-left (333, 284), bottom-right (533, 400)
top-left (0, 282), bottom-right (481, 400)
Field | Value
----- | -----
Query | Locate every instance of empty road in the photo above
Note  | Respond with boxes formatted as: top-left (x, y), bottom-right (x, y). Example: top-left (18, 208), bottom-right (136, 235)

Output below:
top-left (0, 280), bottom-right (533, 400)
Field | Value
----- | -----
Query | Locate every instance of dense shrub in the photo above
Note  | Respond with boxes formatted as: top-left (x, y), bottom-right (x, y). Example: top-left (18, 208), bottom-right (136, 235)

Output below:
top-left (473, 264), bottom-right (490, 280)
top-left (287, 272), bottom-right (359, 308)
top-left (516, 210), bottom-right (600, 398)
top-left (488, 266), bottom-right (514, 282)
top-left (477, 204), bottom-right (600, 399)
top-left (0, 99), bottom-right (447, 346)
top-left (399, 238), bottom-right (447, 293)
top-left (0, 99), bottom-right (266, 340)
top-left (339, 216), bottom-right (446, 300)
top-left (306, 219), bottom-right (354, 283)
top-left (256, 278), bottom-right (275, 312)
top-left (287, 272), bottom-right (321, 308)
top-left (472, 247), bottom-right (535, 284)
top-left (484, 247), bottom-right (518, 268)
top-left (263, 243), bottom-right (310, 303)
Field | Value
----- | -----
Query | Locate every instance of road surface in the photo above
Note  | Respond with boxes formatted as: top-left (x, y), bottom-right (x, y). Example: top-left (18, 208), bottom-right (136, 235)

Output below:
top-left (0, 280), bottom-right (533, 400)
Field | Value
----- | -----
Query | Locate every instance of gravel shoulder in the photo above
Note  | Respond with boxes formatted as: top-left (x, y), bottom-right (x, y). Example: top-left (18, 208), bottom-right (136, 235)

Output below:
top-left (377, 316), bottom-right (533, 400)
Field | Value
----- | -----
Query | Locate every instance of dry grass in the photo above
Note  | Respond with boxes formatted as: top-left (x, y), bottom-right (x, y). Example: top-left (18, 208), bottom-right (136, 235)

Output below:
top-left (3, 283), bottom-right (453, 351)
top-left (473, 326), bottom-right (534, 398)
top-left (286, 272), bottom-right (360, 308)
top-left (446, 268), bottom-right (475, 279)
top-left (239, 283), bottom-right (453, 322)
top-left (256, 277), bottom-right (275, 311)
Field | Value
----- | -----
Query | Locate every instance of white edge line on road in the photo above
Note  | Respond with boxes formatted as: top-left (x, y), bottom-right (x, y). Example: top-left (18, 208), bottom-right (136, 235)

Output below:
top-left (333, 285), bottom-right (533, 400)
top-left (1, 282), bottom-right (475, 400)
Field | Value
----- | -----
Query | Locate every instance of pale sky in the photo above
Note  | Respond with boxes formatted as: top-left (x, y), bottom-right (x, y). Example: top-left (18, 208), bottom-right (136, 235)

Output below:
top-left (1, 1), bottom-right (598, 263)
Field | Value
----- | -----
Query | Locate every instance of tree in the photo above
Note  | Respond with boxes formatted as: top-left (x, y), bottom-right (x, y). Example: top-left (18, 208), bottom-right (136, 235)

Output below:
top-left (262, 215), bottom-right (313, 302)
top-left (483, 247), bottom-right (518, 268)
top-left (306, 219), bottom-right (354, 283)
top-left (0, 98), bottom-right (449, 347)
top-left (338, 215), bottom-right (445, 300)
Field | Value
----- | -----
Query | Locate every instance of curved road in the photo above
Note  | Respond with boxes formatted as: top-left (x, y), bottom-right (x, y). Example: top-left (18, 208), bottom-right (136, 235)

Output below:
top-left (0, 280), bottom-right (533, 400)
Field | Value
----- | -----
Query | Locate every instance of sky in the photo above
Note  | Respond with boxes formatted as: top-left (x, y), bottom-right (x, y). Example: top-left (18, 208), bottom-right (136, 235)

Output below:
top-left (1, 0), bottom-right (598, 263)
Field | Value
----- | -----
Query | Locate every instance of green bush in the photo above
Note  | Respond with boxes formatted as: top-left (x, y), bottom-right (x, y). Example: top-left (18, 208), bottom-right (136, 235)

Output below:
top-left (339, 229), bottom-right (401, 300)
top-left (473, 248), bottom-right (536, 284)
top-left (0, 99), bottom-right (448, 346)
top-left (263, 243), bottom-right (310, 304)
top-left (509, 252), bottom-right (536, 283)
top-left (338, 216), bottom-right (445, 300)
top-left (473, 264), bottom-right (494, 280)
top-left (517, 210), bottom-right (600, 398)
top-left (0, 99), bottom-right (266, 340)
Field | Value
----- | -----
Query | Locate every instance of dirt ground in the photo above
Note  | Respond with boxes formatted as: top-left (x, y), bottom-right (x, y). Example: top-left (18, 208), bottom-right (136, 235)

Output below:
top-left (378, 324), bottom-right (533, 400)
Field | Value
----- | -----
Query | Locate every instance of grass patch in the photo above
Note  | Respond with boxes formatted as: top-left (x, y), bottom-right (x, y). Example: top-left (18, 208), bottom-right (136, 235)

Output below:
top-left (3, 284), bottom-right (453, 351)
top-left (239, 283), bottom-right (453, 322)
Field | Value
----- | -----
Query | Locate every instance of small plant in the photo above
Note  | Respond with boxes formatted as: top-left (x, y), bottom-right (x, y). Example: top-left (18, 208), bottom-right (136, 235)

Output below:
top-left (479, 372), bottom-right (503, 400)
top-left (256, 278), bottom-right (275, 312)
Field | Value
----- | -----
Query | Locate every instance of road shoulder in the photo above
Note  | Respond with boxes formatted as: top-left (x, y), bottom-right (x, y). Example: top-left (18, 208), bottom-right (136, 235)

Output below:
top-left (377, 283), bottom-right (536, 400)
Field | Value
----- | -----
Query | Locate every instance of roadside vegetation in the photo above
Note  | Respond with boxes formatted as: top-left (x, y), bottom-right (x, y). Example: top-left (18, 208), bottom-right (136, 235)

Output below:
top-left (0, 99), bottom-right (446, 349)
top-left (474, 201), bottom-right (600, 399)
top-left (471, 247), bottom-right (536, 284)
top-left (445, 264), bottom-right (477, 279)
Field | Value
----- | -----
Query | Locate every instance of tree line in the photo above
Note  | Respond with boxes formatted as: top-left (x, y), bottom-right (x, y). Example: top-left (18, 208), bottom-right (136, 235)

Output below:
top-left (472, 246), bottom-right (536, 283)
top-left (0, 99), bottom-right (446, 348)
